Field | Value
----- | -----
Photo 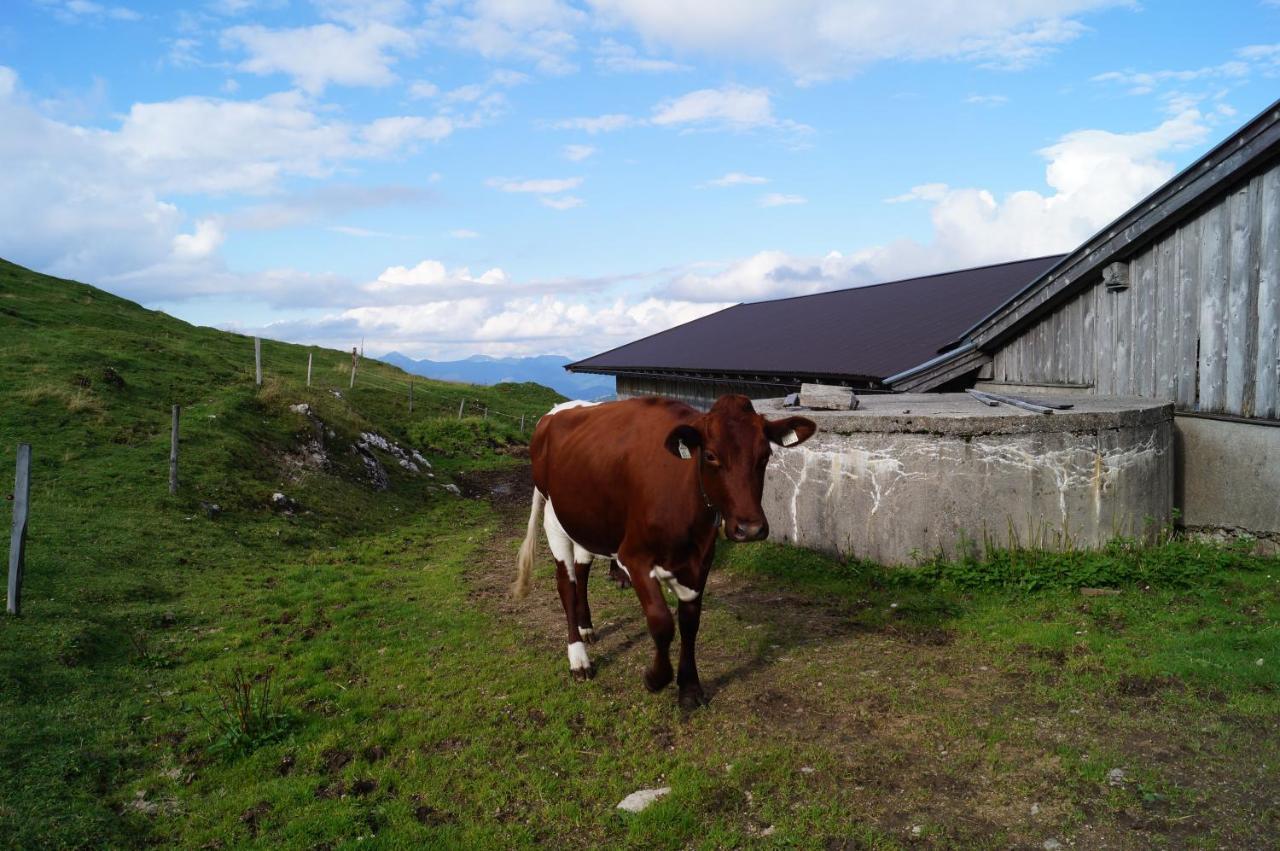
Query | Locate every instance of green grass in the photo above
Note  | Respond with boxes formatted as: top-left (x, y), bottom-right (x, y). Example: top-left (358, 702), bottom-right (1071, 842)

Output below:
top-left (2, 258), bottom-right (1278, 849)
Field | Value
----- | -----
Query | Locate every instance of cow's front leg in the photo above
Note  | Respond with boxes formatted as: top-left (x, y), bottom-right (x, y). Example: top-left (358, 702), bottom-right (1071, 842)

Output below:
top-left (676, 597), bottom-right (707, 709)
top-left (624, 555), bottom-right (674, 693)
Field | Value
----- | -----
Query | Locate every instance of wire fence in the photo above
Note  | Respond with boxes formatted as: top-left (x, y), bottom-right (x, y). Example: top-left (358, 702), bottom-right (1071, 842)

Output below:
top-left (252, 341), bottom-right (549, 432)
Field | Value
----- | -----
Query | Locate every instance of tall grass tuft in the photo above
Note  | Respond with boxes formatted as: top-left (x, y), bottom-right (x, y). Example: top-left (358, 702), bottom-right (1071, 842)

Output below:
top-left (198, 666), bottom-right (292, 758)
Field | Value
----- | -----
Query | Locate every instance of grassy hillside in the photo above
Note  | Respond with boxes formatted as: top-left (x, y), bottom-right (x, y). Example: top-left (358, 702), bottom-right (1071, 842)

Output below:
top-left (0, 259), bottom-right (561, 846)
top-left (1, 258), bottom-right (1276, 849)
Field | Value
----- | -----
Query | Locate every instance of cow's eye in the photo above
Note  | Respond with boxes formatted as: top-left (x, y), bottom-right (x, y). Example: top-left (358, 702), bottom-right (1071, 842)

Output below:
top-left (703, 450), bottom-right (720, 466)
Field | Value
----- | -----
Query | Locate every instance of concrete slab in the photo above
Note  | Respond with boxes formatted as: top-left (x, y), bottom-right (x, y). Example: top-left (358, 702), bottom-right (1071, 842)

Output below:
top-left (757, 393), bottom-right (1174, 565)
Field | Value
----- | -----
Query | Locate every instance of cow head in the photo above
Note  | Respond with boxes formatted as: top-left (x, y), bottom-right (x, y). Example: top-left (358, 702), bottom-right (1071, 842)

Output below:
top-left (664, 395), bottom-right (816, 542)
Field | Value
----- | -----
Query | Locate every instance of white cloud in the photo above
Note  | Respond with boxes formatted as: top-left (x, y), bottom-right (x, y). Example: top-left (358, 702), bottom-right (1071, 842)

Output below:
top-left (222, 22), bottom-right (415, 93)
top-left (328, 225), bottom-right (400, 238)
top-left (0, 68), bottom-right (465, 294)
top-left (540, 195), bottom-right (584, 210)
top-left (433, 0), bottom-right (586, 75)
top-left (449, 228), bottom-right (480, 239)
top-left (585, 0), bottom-right (1122, 81)
top-left (668, 108), bottom-right (1213, 302)
top-left (551, 86), bottom-right (806, 138)
top-left (884, 182), bottom-right (949, 203)
top-left (550, 113), bottom-right (636, 134)
top-left (487, 176), bottom-right (583, 194)
top-left (408, 80), bottom-right (439, 99)
top-left (652, 86), bottom-right (786, 131)
top-left (705, 172), bottom-right (769, 187)
top-left (758, 193), bottom-right (806, 207)
top-left (594, 38), bottom-right (689, 73)
top-left (313, 0), bottom-right (412, 26)
top-left (563, 143), bottom-right (596, 161)
top-left (36, 0), bottom-right (141, 22)
top-left (1092, 44), bottom-right (1278, 97)
top-left (172, 218), bottom-right (225, 259)
top-left (965, 94), bottom-right (1009, 106)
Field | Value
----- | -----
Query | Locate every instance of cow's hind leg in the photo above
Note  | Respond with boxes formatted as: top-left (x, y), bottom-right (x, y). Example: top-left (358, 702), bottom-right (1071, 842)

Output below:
top-left (545, 500), bottom-right (593, 680)
top-left (555, 559), bottom-right (594, 680)
top-left (573, 549), bottom-right (596, 644)
top-left (608, 559), bottom-right (632, 590)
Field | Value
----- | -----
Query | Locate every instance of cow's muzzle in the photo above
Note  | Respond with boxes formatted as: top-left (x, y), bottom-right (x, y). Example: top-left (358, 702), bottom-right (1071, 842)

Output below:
top-left (728, 520), bottom-right (768, 542)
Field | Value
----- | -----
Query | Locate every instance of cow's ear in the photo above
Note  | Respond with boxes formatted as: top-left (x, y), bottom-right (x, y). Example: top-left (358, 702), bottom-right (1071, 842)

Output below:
top-left (664, 424), bottom-right (703, 460)
top-left (765, 416), bottom-right (816, 448)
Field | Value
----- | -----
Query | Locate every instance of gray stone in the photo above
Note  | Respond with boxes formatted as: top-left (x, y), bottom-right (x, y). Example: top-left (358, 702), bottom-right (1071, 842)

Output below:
top-left (616, 787), bottom-right (670, 813)
top-left (799, 383), bottom-right (858, 410)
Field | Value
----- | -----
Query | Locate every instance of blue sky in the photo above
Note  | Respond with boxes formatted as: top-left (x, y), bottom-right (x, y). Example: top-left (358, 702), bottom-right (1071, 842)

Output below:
top-left (1, 1), bottom-right (1277, 359)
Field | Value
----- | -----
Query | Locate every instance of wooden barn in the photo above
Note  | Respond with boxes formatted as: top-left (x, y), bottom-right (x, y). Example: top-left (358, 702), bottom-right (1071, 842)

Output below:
top-left (897, 98), bottom-right (1279, 541)
top-left (568, 98), bottom-right (1280, 542)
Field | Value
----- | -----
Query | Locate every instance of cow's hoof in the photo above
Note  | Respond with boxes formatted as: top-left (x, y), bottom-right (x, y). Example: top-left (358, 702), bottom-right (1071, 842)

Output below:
top-left (678, 685), bottom-right (708, 710)
top-left (579, 627), bottom-right (596, 645)
top-left (643, 667), bottom-right (673, 693)
top-left (571, 665), bottom-right (596, 681)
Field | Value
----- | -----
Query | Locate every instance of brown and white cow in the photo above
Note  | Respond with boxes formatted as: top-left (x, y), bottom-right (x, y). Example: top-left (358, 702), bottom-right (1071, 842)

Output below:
top-left (513, 395), bottom-right (816, 708)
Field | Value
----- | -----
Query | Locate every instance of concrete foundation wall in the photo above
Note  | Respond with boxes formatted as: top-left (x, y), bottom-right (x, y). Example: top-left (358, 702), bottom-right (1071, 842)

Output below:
top-left (756, 395), bottom-right (1174, 565)
top-left (1175, 415), bottom-right (1280, 539)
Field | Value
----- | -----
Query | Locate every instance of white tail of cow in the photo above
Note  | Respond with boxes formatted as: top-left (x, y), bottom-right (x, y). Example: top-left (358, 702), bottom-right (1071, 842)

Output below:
top-left (513, 487), bottom-right (546, 599)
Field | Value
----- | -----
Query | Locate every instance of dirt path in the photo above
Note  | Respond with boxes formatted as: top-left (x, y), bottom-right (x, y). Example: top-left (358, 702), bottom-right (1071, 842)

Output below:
top-left (456, 465), bottom-right (1276, 849)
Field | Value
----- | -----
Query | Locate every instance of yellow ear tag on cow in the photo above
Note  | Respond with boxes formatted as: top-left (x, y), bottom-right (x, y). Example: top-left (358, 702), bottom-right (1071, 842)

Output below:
top-left (677, 440), bottom-right (692, 460)
top-left (781, 430), bottom-right (799, 446)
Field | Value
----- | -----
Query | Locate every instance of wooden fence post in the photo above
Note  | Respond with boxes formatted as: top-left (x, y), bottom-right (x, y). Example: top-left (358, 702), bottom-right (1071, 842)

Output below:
top-left (457, 399), bottom-right (466, 420)
top-left (169, 405), bottom-right (180, 495)
top-left (483, 407), bottom-right (488, 421)
top-left (408, 380), bottom-right (414, 413)
top-left (306, 353), bottom-right (312, 388)
top-left (350, 347), bottom-right (358, 390)
top-left (254, 337), bottom-right (262, 386)
top-left (7, 444), bottom-right (31, 616)
top-left (519, 414), bottom-right (524, 432)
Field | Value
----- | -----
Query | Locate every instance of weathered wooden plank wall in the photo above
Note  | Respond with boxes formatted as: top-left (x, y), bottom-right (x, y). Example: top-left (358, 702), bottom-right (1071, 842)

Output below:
top-left (991, 160), bottom-right (1280, 420)
top-left (615, 375), bottom-right (801, 410)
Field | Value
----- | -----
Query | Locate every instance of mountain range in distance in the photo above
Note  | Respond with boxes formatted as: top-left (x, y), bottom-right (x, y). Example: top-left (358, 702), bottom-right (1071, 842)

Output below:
top-left (378, 351), bottom-right (615, 401)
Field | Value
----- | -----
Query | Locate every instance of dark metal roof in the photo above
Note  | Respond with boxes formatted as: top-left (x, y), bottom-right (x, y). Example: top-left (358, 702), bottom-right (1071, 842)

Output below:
top-left (567, 255), bottom-right (1064, 384)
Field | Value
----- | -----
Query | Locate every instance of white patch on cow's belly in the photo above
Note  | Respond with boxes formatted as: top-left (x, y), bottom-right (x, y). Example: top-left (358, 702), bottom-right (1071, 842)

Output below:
top-left (543, 500), bottom-right (576, 572)
top-left (544, 499), bottom-right (600, 577)
top-left (650, 566), bottom-right (700, 602)
top-left (567, 641), bottom-right (591, 671)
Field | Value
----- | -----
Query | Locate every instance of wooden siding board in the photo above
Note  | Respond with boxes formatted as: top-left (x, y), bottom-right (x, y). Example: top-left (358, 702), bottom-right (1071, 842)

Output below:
top-left (1225, 184), bottom-right (1257, 414)
top-left (1132, 249), bottom-right (1156, 396)
top-left (1176, 221), bottom-right (1202, 408)
top-left (1258, 167), bottom-right (1280, 419)
top-left (1082, 283), bottom-right (1096, 387)
top-left (1096, 278), bottom-right (1115, 394)
top-left (1156, 234), bottom-right (1178, 400)
top-left (1112, 269), bottom-right (1133, 395)
top-left (1198, 201), bottom-right (1228, 412)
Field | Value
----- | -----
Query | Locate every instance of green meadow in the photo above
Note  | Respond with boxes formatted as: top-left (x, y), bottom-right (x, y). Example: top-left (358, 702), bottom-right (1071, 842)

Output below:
top-left (1, 259), bottom-right (1277, 849)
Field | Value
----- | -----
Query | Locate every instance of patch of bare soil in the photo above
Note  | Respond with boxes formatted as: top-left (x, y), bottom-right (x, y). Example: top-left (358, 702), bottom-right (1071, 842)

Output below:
top-left (459, 463), bottom-right (1278, 849)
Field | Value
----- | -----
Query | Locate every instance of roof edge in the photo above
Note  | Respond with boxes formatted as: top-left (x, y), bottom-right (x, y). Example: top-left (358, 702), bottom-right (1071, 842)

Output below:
top-left (963, 97), bottom-right (1280, 351)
